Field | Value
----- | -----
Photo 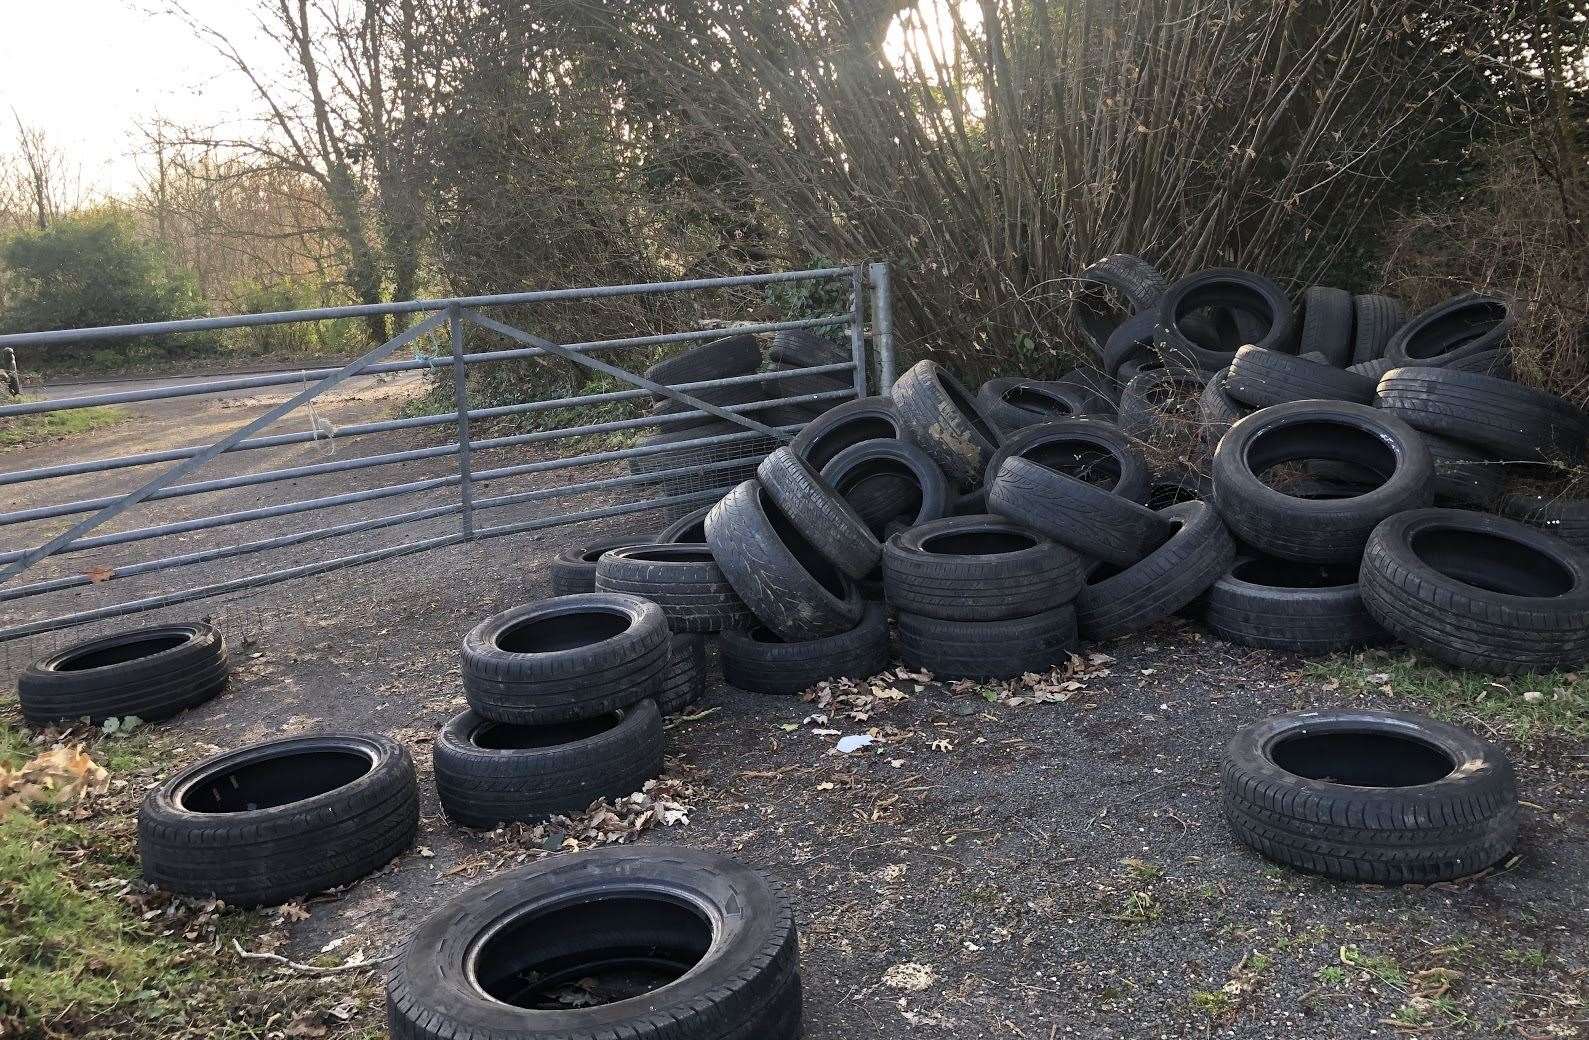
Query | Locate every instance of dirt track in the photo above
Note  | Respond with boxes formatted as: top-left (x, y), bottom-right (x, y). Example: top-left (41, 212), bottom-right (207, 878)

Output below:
top-left (2, 382), bottom-right (1586, 1038)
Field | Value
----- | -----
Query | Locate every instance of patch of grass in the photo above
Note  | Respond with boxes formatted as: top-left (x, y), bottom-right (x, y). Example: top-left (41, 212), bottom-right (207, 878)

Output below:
top-left (1189, 989), bottom-right (1236, 1017)
top-left (1340, 945), bottom-right (1405, 986)
top-left (0, 404), bottom-right (127, 449)
top-left (1305, 650), bottom-right (1588, 743)
top-left (1109, 890), bottom-right (1163, 924)
top-left (0, 722), bottom-right (378, 1039)
top-left (1501, 947), bottom-right (1549, 971)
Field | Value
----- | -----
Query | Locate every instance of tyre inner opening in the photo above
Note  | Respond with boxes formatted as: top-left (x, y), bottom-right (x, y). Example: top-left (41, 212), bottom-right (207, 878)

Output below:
top-left (1404, 301), bottom-right (1506, 359)
top-left (474, 894), bottom-right (712, 1010)
top-left (808, 417), bottom-right (897, 469)
top-left (180, 749), bottom-right (372, 812)
top-left (1270, 730), bottom-right (1455, 787)
top-left (670, 521), bottom-right (707, 544)
top-left (1001, 386), bottom-right (1074, 417)
top-left (1147, 480), bottom-right (1203, 510)
top-left (920, 529), bottom-right (1035, 556)
top-left (1247, 422), bottom-right (1396, 497)
top-left (939, 371), bottom-right (1000, 444)
top-left (836, 461), bottom-right (922, 535)
top-left (1023, 442), bottom-right (1123, 490)
top-left (1409, 528), bottom-right (1574, 596)
top-left (56, 632), bottom-right (189, 670)
top-left (498, 610), bottom-right (631, 653)
top-left (1177, 296), bottom-right (1270, 349)
top-left (621, 547), bottom-right (715, 565)
top-left (473, 714), bottom-right (619, 750)
top-left (757, 484), bottom-right (849, 597)
top-left (1232, 557), bottom-right (1358, 589)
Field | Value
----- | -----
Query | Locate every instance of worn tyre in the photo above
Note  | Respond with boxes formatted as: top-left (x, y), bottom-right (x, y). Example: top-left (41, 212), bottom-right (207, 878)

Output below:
top-left (1351, 294), bottom-right (1407, 364)
top-left (1075, 253), bottom-right (1168, 354)
top-left (1202, 556), bottom-right (1387, 651)
top-left (18, 621), bottom-right (228, 727)
top-left (891, 359), bottom-right (1003, 486)
top-left (1347, 356), bottom-right (1396, 382)
top-left (883, 514), bottom-right (1084, 621)
top-left (657, 633), bottom-right (706, 715)
top-left (1157, 268), bottom-right (1297, 370)
top-left (1199, 366), bottom-right (1248, 443)
top-left (789, 396), bottom-right (906, 471)
top-left (1116, 369), bottom-right (1206, 444)
top-left (386, 846), bottom-right (800, 1040)
top-left (988, 456), bottom-right (1175, 566)
top-left (1360, 508), bottom-right (1589, 674)
top-left (1298, 286), bottom-right (1354, 367)
top-left (1212, 401), bottom-right (1433, 563)
top-left (659, 504), bottom-right (713, 544)
top-left (898, 605), bottom-right (1078, 680)
top-left (1498, 492), bottom-right (1589, 552)
top-left (550, 535), bottom-right (660, 596)
top-left (645, 333), bottom-right (761, 391)
top-left (1376, 366), bottom-right (1586, 465)
top-left (978, 376), bottom-right (1113, 431)
top-left (138, 733), bottom-right (418, 907)
top-left (986, 419), bottom-right (1152, 502)
top-left (706, 479), bottom-right (864, 640)
top-left (1103, 309), bottom-right (1198, 377)
top-left (462, 594), bottom-right (669, 724)
top-left (1426, 434), bottom-right (1502, 508)
top-left (1385, 293), bottom-right (1516, 369)
top-left (820, 438), bottom-right (950, 535)
top-left (433, 701), bottom-right (663, 828)
top-left (757, 447), bottom-right (881, 579)
top-left (1222, 709), bottom-right (1519, 883)
top-left (772, 327), bottom-right (848, 367)
top-left (721, 604), bottom-right (889, 695)
top-left (1077, 500), bottom-right (1235, 640)
top-left (594, 544), bottom-right (754, 632)
top-left (1225, 346), bottom-right (1376, 408)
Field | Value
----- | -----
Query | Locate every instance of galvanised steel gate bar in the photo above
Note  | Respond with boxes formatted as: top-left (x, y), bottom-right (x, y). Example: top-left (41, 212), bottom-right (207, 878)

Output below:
top-left (0, 264), bottom-right (895, 643)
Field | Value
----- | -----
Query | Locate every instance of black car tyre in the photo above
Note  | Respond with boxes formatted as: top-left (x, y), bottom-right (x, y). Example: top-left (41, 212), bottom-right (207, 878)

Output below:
top-left (1116, 369), bottom-right (1206, 444)
top-left (757, 447), bottom-right (882, 579)
top-left (645, 334), bottom-right (761, 391)
top-left (883, 515), bottom-right (1084, 620)
top-left (462, 594), bottom-right (669, 724)
top-left (1203, 555), bottom-right (1387, 651)
top-left (986, 419), bottom-right (1153, 502)
top-left (433, 701), bottom-right (663, 828)
top-left (1350, 294), bottom-right (1407, 364)
top-left (1222, 709), bottom-right (1519, 883)
top-left (820, 438), bottom-right (950, 535)
top-left (977, 376), bottom-right (1113, 431)
top-left (1376, 366), bottom-right (1586, 465)
top-left (1225, 346), bottom-right (1376, 409)
top-left (595, 544), bottom-right (755, 632)
top-left (721, 604), bottom-right (889, 695)
top-left (656, 633), bottom-right (706, 716)
top-left (659, 504), bottom-right (713, 544)
top-left (18, 621), bottom-right (228, 727)
top-left (138, 732), bottom-right (418, 907)
top-left (1077, 500), bottom-right (1235, 640)
top-left (550, 535), bottom-right (660, 596)
top-left (988, 457), bottom-right (1175, 566)
top-left (788, 396), bottom-right (906, 471)
top-left (1212, 401), bottom-right (1434, 563)
top-left (1298, 286), bottom-right (1354, 367)
top-left (897, 605), bottom-right (1078, 680)
top-left (1498, 492), bottom-right (1589, 552)
top-left (1385, 293), bottom-right (1516, 369)
top-left (891, 359), bottom-right (1003, 486)
top-left (1359, 508), bottom-right (1589, 674)
top-left (1075, 253), bottom-right (1168, 354)
top-left (1157, 268), bottom-right (1298, 371)
top-left (385, 846), bottom-right (800, 1040)
top-left (706, 479), bottom-right (865, 640)
top-left (1199, 366), bottom-right (1248, 443)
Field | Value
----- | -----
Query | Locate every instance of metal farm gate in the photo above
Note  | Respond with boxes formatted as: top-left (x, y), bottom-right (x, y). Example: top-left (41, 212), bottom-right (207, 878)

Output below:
top-left (0, 264), bottom-right (896, 661)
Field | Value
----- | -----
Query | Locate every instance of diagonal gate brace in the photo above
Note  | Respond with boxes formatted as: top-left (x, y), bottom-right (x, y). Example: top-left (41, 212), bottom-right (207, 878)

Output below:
top-left (0, 311), bottom-right (449, 586)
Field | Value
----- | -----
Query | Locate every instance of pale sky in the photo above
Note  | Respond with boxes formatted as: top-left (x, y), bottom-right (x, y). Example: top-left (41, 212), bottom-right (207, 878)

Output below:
top-left (0, 1), bottom-right (288, 197)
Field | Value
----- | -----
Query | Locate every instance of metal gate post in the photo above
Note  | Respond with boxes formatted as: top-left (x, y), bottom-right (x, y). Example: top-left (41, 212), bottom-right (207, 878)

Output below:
top-left (868, 262), bottom-right (896, 391)
top-left (849, 265), bottom-right (869, 398)
top-left (448, 303), bottom-right (476, 538)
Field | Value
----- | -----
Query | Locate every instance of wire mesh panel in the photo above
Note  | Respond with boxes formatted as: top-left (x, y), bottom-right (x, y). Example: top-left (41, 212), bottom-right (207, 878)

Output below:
top-left (0, 266), bottom-right (889, 649)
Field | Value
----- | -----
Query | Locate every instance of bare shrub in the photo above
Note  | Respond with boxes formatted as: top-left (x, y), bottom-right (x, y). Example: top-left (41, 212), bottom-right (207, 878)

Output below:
top-left (608, 0), bottom-right (1492, 378)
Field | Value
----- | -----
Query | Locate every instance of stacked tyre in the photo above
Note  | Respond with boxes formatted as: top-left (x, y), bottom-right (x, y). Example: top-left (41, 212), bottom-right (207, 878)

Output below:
top-left (708, 448), bottom-right (890, 694)
top-left (434, 593), bottom-right (670, 827)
